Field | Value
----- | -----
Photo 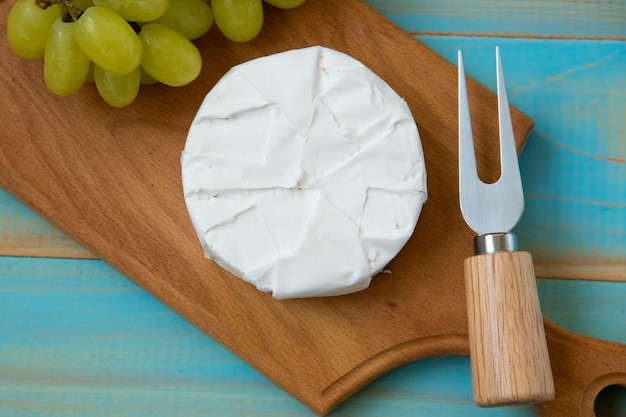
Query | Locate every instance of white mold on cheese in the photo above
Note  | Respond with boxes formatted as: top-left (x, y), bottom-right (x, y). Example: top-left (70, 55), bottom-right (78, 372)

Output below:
top-left (181, 46), bottom-right (427, 299)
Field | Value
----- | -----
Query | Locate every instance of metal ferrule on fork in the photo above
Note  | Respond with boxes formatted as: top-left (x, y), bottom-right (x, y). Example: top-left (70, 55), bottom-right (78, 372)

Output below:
top-left (474, 232), bottom-right (518, 255)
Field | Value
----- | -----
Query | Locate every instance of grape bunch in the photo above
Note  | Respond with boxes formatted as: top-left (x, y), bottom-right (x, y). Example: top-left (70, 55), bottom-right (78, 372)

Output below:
top-left (6, 0), bottom-right (307, 107)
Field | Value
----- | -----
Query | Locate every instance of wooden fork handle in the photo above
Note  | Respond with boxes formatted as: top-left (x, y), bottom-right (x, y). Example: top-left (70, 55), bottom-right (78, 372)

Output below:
top-left (465, 250), bottom-right (555, 406)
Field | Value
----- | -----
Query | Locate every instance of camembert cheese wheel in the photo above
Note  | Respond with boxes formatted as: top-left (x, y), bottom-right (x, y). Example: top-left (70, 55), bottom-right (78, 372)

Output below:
top-left (181, 46), bottom-right (427, 299)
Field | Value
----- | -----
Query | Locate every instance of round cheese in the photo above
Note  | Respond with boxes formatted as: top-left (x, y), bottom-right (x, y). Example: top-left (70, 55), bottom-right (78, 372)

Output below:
top-left (181, 46), bottom-right (427, 299)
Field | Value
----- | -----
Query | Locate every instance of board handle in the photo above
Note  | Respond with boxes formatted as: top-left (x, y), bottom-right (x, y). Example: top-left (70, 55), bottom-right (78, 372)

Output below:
top-left (535, 318), bottom-right (626, 417)
top-left (465, 250), bottom-right (555, 406)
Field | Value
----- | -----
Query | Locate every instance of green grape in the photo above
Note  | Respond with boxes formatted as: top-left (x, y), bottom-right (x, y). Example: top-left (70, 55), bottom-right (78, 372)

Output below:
top-left (140, 67), bottom-right (159, 85)
top-left (138, 23), bottom-right (201, 87)
top-left (92, 0), bottom-right (169, 22)
top-left (94, 65), bottom-right (141, 107)
top-left (153, 0), bottom-right (213, 40)
top-left (6, 0), bottom-right (61, 59)
top-left (73, 6), bottom-right (142, 76)
top-left (44, 19), bottom-right (91, 96)
top-left (263, 0), bottom-right (306, 9)
top-left (85, 62), bottom-right (95, 82)
top-left (212, 0), bottom-right (263, 43)
top-left (72, 0), bottom-right (95, 12)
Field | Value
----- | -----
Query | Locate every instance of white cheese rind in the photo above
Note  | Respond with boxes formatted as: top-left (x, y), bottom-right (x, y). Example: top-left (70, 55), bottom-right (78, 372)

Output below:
top-left (181, 46), bottom-right (427, 299)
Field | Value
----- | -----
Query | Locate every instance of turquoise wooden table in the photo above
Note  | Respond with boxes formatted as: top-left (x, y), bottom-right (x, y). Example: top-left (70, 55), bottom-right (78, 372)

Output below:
top-left (1, 1), bottom-right (626, 415)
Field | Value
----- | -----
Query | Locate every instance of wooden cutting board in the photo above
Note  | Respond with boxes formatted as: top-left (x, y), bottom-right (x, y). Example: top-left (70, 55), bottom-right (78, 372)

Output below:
top-left (1, 1), bottom-right (624, 415)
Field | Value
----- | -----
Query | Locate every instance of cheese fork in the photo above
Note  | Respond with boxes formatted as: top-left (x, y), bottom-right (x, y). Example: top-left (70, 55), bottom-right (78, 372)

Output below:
top-left (458, 47), bottom-right (555, 407)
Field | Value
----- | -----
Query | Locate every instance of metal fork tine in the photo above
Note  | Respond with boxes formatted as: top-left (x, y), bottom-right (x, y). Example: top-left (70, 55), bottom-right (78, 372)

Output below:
top-left (459, 51), bottom-right (478, 175)
top-left (458, 50), bottom-right (478, 185)
top-left (458, 50), bottom-right (483, 233)
top-left (459, 47), bottom-right (524, 235)
top-left (496, 46), bottom-right (523, 201)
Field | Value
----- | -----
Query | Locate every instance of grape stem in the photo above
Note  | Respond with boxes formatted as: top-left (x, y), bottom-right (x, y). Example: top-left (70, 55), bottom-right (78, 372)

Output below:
top-left (36, 0), bottom-right (84, 21)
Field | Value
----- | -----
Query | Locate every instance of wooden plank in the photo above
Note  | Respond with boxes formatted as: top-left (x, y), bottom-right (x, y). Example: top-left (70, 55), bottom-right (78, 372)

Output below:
top-left (365, 0), bottom-right (626, 40)
top-left (1, 256), bottom-right (624, 416)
